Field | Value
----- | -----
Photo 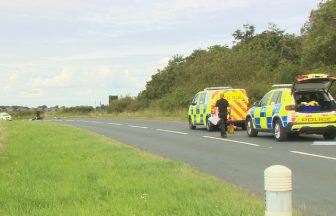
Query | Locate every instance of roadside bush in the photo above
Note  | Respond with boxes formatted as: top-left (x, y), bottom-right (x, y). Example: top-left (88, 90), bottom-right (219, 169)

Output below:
top-left (59, 106), bottom-right (94, 114)
top-left (9, 110), bottom-right (37, 119)
top-left (109, 96), bottom-right (141, 113)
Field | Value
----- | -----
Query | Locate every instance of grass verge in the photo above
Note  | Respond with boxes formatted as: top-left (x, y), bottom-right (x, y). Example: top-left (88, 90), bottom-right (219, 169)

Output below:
top-left (0, 121), bottom-right (265, 215)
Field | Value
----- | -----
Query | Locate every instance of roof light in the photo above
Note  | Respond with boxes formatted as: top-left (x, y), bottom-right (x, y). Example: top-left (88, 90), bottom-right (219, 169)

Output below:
top-left (272, 84), bottom-right (292, 89)
top-left (204, 87), bottom-right (232, 91)
top-left (296, 74), bottom-right (308, 81)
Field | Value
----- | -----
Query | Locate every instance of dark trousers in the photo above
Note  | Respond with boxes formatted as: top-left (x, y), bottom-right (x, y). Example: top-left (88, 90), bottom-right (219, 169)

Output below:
top-left (219, 115), bottom-right (227, 136)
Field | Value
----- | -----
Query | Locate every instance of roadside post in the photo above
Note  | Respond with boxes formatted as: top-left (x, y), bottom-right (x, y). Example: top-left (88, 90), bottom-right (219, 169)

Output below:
top-left (264, 165), bottom-right (292, 216)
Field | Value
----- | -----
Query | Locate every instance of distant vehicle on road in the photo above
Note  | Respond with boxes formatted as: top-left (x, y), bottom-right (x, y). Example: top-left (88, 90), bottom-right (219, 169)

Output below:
top-left (246, 74), bottom-right (336, 141)
top-left (188, 87), bottom-right (250, 131)
top-left (0, 112), bottom-right (12, 121)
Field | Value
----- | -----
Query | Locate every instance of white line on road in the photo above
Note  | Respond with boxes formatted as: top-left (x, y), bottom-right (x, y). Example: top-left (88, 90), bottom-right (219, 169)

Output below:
top-left (203, 136), bottom-right (260, 147)
top-left (291, 151), bottom-right (336, 161)
top-left (107, 122), bottom-right (123, 126)
top-left (156, 129), bottom-right (188, 135)
top-left (65, 120), bottom-right (75, 122)
top-left (312, 141), bottom-right (336, 146)
top-left (91, 121), bottom-right (104, 124)
top-left (127, 125), bottom-right (148, 129)
top-left (77, 120), bottom-right (90, 123)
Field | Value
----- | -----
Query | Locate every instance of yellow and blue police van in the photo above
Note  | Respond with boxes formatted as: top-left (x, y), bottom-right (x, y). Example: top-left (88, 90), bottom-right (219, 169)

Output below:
top-left (246, 74), bottom-right (336, 141)
top-left (188, 87), bottom-right (250, 131)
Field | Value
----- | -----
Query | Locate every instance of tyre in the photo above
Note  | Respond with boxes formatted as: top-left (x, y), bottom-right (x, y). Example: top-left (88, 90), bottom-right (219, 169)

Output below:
top-left (189, 117), bottom-right (196, 130)
top-left (273, 120), bottom-right (288, 141)
top-left (246, 118), bottom-right (258, 137)
top-left (323, 132), bottom-right (336, 140)
top-left (289, 133), bottom-right (300, 138)
top-left (206, 119), bottom-right (214, 132)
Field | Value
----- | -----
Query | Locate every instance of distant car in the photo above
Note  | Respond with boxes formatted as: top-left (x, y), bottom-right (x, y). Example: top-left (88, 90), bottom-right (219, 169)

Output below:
top-left (246, 73), bottom-right (336, 141)
top-left (0, 112), bottom-right (12, 121)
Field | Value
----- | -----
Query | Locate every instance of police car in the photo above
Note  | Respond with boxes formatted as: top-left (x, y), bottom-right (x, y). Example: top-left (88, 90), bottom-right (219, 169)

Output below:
top-left (246, 74), bottom-right (336, 141)
top-left (188, 87), bottom-right (250, 131)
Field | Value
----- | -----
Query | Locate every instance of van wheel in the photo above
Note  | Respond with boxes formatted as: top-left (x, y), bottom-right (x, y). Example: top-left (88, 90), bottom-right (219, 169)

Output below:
top-left (323, 132), bottom-right (335, 140)
top-left (206, 119), bottom-right (214, 132)
top-left (246, 118), bottom-right (258, 137)
top-left (189, 118), bottom-right (196, 130)
top-left (274, 120), bottom-right (288, 141)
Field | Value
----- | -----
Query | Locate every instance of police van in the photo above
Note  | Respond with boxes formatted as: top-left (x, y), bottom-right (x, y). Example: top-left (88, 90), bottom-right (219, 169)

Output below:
top-left (188, 87), bottom-right (250, 131)
top-left (246, 74), bottom-right (336, 141)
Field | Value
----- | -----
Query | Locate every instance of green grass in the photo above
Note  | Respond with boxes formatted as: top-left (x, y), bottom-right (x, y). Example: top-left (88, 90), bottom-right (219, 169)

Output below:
top-left (0, 121), bottom-right (265, 215)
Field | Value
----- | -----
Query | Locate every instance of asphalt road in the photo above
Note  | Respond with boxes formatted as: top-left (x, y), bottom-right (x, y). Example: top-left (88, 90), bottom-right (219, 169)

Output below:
top-left (46, 118), bottom-right (336, 215)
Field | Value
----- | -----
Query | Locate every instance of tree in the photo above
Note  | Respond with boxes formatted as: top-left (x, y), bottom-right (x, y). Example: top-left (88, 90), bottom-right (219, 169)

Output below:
top-left (301, 0), bottom-right (336, 68)
top-left (232, 24), bottom-right (256, 44)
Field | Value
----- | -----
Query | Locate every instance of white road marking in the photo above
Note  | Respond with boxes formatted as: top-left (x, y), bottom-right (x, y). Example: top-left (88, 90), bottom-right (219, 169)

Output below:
top-left (107, 122), bottom-right (123, 126)
top-left (65, 120), bottom-right (75, 122)
top-left (156, 129), bottom-right (188, 135)
top-left (91, 121), bottom-right (104, 124)
top-left (312, 141), bottom-right (336, 146)
top-left (76, 120), bottom-right (89, 123)
top-left (127, 125), bottom-right (148, 129)
top-left (291, 151), bottom-right (336, 161)
top-left (76, 120), bottom-right (86, 122)
top-left (203, 136), bottom-right (260, 147)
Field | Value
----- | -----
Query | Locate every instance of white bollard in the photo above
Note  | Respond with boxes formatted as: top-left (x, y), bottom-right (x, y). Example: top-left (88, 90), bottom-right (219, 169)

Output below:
top-left (264, 165), bottom-right (292, 216)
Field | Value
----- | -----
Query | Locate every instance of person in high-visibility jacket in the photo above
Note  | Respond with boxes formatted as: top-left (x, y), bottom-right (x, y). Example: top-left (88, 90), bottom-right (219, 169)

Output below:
top-left (215, 93), bottom-right (230, 138)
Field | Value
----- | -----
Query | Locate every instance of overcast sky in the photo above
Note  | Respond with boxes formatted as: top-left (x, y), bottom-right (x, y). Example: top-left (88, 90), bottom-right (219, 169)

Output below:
top-left (0, 0), bottom-right (320, 107)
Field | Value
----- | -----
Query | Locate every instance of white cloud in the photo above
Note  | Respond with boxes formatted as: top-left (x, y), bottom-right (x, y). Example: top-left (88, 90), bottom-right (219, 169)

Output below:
top-left (21, 89), bottom-right (45, 98)
top-left (76, 89), bottom-right (95, 97)
top-left (1, 63), bottom-right (40, 93)
top-left (158, 57), bottom-right (170, 67)
top-left (30, 69), bottom-right (73, 88)
top-left (78, 0), bottom-right (250, 31)
top-left (124, 70), bottom-right (142, 88)
top-left (46, 53), bottom-right (102, 62)
top-left (4, 73), bottom-right (19, 90)
top-left (84, 66), bottom-right (117, 84)
top-left (83, 66), bottom-right (142, 89)
top-left (0, 0), bottom-right (83, 11)
top-left (169, 0), bottom-right (249, 12)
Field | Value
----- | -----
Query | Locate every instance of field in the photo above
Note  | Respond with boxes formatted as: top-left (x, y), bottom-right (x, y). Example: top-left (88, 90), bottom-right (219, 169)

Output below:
top-left (0, 121), bottom-right (265, 215)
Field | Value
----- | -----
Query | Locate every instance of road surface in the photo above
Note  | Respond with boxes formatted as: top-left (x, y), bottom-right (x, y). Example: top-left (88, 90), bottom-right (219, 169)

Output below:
top-left (46, 118), bottom-right (336, 215)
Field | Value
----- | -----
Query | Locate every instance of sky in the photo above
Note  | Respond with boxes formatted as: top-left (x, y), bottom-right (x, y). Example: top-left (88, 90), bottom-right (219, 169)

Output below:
top-left (0, 0), bottom-right (320, 107)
